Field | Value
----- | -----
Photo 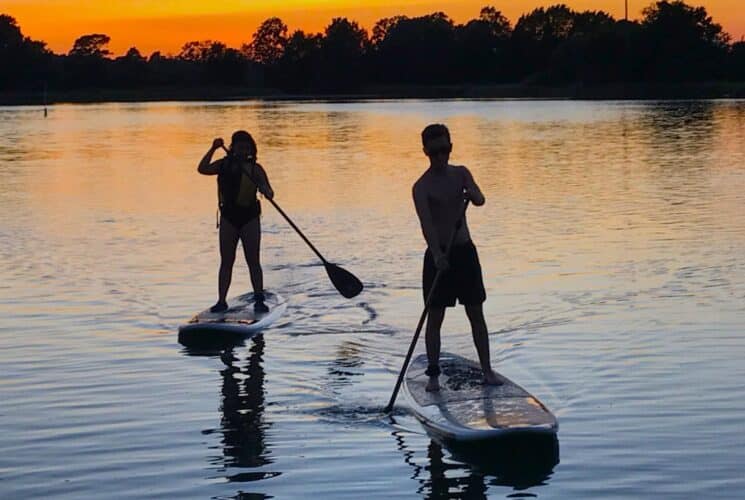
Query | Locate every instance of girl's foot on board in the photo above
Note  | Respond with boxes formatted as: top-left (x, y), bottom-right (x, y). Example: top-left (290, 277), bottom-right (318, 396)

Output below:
top-left (483, 370), bottom-right (503, 386)
top-left (210, 300), bottom-right (228, 313)
top-left (425, 376), bottom-right (441, 392)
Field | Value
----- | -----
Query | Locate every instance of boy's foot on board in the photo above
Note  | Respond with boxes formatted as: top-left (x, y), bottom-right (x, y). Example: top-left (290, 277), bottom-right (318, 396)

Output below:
top-left (210, 301), bottom-right (228, 313)
top-left (483, 370), bottom-right (503, 386)
top-left (253, 292), bottom-right (269, 314)
top-left (425, 376), bottom-right (441, 392)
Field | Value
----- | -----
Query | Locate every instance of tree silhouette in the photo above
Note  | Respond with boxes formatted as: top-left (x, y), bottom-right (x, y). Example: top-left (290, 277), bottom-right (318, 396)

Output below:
top-left (111, 47), bottom-right (148, 87)
top-left (479, 6), bottom-right (512, 38)
top-left (0, 14), bottom-right (23, 48)
top-left (454, 7), bottom-right (512, 82)
top-left (277, 30), bottom-right (323, 91)
top-left (320, 17), bottom-right (368, 90)
top-left (732, 41), bottom-right (745, 80)
top-left (179, 40), bottom-right (225, 62)
top-left (245, 17), bottom-right (288, 65)
top-left (0, 14), bottom-right (53, 90)
top-left (178, 40), bottom-right (257, 85)
top-left (69, 34), bottom-right (111, 58)
top-left (371, 16), bottom-right (405, 47)
top-left (1, 1), bottom-right (743, 98)
top-left (372, 13), bottom-right (456, 84)
top-left (572, 10), bottom-right (616, 36)
top-left (124, 47), bottom-right (145, 61)
top-left (65, 33), bottom-right (112, 87)
top-left (512, 5), bottom-right (577, 79)
top-left (549, 14), bottom-right (629, 83)
top-left (640, 0), bottom-right (729, 80)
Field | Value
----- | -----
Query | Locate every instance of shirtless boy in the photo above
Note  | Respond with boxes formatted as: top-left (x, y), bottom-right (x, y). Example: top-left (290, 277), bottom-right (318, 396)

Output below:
top-left (412, 123), bottom-right (501, 392)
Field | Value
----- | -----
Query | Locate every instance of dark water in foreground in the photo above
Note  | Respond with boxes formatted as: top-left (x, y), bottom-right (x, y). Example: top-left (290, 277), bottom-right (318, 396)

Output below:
top-left (1, 99), bottom-right (744, 498)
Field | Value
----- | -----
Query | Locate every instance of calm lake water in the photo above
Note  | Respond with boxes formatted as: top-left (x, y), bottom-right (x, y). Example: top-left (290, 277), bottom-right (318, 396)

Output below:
top-left (1, 99), bottom-right (744, 499)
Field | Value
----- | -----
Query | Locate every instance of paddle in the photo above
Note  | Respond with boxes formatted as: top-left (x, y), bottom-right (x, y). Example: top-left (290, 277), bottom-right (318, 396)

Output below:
top-left (220, 146), bottom-right (363, 299)
top-left (384, 199), bottom-right (470, 413)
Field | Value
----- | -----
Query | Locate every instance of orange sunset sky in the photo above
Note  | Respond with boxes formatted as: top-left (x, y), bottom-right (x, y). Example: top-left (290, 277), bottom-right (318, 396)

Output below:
top-left (5, 0), bottom-right (744, 56)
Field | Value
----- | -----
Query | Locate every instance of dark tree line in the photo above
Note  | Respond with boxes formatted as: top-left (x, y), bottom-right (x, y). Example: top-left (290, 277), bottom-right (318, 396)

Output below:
top-left (2, 2), bottom-right (744, 94)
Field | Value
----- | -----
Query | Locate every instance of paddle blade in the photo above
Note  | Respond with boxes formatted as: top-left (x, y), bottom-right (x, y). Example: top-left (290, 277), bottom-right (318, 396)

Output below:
top-left (325, 263), bottom-right (363, 298)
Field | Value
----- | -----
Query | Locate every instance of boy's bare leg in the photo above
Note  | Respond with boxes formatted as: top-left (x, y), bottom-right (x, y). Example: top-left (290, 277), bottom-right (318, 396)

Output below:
top-left (425, 306), bottom-right (446, 392)
top-left (465, 304), bottom-right (502, 386)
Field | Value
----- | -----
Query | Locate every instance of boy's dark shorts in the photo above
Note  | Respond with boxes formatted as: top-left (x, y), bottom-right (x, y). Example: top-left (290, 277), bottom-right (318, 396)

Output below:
top-left (423, 241), bottom-right (486, 308)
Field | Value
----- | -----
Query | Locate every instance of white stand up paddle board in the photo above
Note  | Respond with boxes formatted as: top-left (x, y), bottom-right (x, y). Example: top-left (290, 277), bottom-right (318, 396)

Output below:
top-left (178, 291), bottom-right (287, 347)
top-left (403, 352), bottom-right (558, 443)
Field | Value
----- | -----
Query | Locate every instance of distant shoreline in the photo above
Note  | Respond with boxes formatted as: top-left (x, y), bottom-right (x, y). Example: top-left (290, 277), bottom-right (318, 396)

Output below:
top-left (2, 82), bottom-right (745, 105)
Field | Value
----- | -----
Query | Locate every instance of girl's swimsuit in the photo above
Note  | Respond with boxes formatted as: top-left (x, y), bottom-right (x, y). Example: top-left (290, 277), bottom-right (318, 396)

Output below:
top-left (217, 158), bottom-right (262, 229)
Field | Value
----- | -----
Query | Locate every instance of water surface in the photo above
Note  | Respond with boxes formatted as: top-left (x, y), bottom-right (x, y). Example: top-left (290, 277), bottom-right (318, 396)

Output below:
top-left (1, 99), bottom-right (744, 498)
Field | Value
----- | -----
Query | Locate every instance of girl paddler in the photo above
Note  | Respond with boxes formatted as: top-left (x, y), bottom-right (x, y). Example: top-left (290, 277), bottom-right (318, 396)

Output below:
top-left (198, 130), bottom-right (274, 313)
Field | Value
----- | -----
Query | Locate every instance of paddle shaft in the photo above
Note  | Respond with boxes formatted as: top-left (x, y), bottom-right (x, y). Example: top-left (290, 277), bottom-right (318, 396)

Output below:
top-left (384, 199), bottom-right (470, 413)
top-left (267, 197), bottom-right (328, 265)
top-left (221, 145), bottom-right (328, 264)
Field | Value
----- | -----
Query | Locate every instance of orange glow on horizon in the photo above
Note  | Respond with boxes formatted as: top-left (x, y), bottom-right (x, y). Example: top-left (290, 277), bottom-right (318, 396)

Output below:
top-left (4, 0), bottom-right (744, 56)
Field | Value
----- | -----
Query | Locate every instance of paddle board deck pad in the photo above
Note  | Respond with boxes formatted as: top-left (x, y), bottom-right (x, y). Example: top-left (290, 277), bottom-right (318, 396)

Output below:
top-left (178, 292), bottom-right (287, 347)
top-left (403, 352), bottom-right (557, 442)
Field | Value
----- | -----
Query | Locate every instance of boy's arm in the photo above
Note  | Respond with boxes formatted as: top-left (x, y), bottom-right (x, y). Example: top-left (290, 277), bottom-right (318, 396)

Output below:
top-left (251, 163), bottom-right (274, 200)
top-left (413, 183), bottom-right (444, 262)
top-left (462, 166), bottom-right (485, 206)
top-left (198, 139), bottom-right (224, 175)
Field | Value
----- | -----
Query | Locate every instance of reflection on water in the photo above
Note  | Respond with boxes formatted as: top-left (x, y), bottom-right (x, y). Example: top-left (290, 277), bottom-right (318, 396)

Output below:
top-left (326, 340), bottom-right (364, 390)
top-left (1, 99), bottom-right (744, 499)
top-left (216, 337), bottom-right (277, 485)
top-left (184, 336), bottom-right (277, 493)
top-left (393, 428), bottom-right (559, 499)
top-left (184, 333), bottom-right (561, 499)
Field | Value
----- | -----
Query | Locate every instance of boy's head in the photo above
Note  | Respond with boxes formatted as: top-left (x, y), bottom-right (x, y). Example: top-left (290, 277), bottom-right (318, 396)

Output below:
top-left (421, 124), bottom-right (451, 167)
top-left (230, 130), bottom-right (257, 159)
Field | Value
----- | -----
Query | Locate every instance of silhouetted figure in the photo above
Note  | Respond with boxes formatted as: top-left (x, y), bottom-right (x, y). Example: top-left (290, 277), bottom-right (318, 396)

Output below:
top-left (412, 124), bottom-right (500, 392)
top-left (198, 131), bottom-right (274, 314)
